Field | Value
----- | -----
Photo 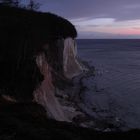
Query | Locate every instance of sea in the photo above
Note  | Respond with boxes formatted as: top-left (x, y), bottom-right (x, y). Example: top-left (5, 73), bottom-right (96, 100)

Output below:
top-left (77, 39), bottom-right (140, 130)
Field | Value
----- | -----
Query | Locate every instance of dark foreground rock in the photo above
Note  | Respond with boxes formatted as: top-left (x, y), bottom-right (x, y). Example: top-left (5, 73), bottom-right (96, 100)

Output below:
top-left (0, 99), bottom-right (140, 140)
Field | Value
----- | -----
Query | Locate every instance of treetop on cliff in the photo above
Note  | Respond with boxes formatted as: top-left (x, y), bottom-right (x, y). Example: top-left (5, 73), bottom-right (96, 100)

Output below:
top-left (0, 0), bottom-right (40, 10)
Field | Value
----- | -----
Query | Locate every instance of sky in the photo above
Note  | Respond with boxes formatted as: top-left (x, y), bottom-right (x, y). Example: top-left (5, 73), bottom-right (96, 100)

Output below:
top-left (36, 0), bottom-right (140, 39)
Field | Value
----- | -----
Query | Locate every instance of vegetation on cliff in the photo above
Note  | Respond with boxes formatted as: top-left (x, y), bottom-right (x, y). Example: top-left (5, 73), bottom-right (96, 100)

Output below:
top-left (0, 5), bottom-right (77, 101)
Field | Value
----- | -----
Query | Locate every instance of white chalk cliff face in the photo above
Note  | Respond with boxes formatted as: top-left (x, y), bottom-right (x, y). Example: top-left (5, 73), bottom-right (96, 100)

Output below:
top-left (33, 37), bottom-right (85, 122)
top-left (34, 52), bottom-right (70, 122)
top-left (63, 38), bottom-right (84, 79)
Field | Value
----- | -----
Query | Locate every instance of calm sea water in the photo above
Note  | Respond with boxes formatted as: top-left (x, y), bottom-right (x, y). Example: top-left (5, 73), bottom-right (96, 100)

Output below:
top-left (77, 39), bottom-right (140, 129)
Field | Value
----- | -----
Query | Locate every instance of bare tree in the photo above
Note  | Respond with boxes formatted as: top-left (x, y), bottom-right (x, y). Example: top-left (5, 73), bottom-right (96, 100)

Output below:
top-left (14, 0), bottom-right (19, 7)
top-left (0, 0), bottom-right (40, 11)
top-left (27, 0), bottom-right (40, 11)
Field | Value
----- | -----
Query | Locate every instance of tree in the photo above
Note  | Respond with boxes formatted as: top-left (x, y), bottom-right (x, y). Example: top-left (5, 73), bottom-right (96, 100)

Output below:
top-left (0, 0), bottom-right (20, 7)
top-left (14, 0), bottom-right (19, 7)
top-left (0, 0), bottom-right (40, 11)
top-left (27, 0), bottom-right (40, 11)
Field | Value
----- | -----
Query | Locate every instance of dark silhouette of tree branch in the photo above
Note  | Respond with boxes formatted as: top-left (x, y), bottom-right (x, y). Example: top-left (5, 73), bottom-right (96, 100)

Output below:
top-left (14, 0), bottom-right (19, 7)
top-left (0, 0), bottom-right (40, 11)
top-left (27, 0), bottom-right (40, 11)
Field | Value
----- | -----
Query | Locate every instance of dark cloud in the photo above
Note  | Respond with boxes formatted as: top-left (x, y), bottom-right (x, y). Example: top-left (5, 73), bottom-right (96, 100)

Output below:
top-left (39, 0), bottom-right (140, 21)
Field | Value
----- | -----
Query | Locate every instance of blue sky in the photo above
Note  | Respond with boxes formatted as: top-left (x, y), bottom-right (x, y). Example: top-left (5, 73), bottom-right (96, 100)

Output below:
top-left (35, 0), bottom-right (140, 39)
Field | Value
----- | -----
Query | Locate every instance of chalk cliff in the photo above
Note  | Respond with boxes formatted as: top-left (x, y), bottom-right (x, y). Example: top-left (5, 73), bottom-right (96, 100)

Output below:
top-left (0, 5), bottom-right (85, 122)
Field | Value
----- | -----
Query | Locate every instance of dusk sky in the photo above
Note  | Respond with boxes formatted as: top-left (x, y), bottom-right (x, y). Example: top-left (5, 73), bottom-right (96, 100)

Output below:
top-left (36, 0), bottom-right (140, 39)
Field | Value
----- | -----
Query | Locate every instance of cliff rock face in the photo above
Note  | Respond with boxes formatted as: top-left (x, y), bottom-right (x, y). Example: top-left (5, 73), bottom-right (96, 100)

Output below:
top-left (33, 37), bottom-right (87, 121)
top-left (34, 52), bottom-right (70, 121)
top-left (0, 5), bottom-right (84, 121)
top-left (63, 38), bottom-right (84, 79)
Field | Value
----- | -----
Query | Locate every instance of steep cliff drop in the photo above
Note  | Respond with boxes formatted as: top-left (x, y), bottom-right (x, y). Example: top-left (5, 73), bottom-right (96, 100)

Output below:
top-left (34, 52), bottom-right (70, 122)
top-left (33, 38), bottom-right (86, 122)
top-left (63, 38), bottom-right (84, 79)
top-left (0, 4), bottom-right (90, 124)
